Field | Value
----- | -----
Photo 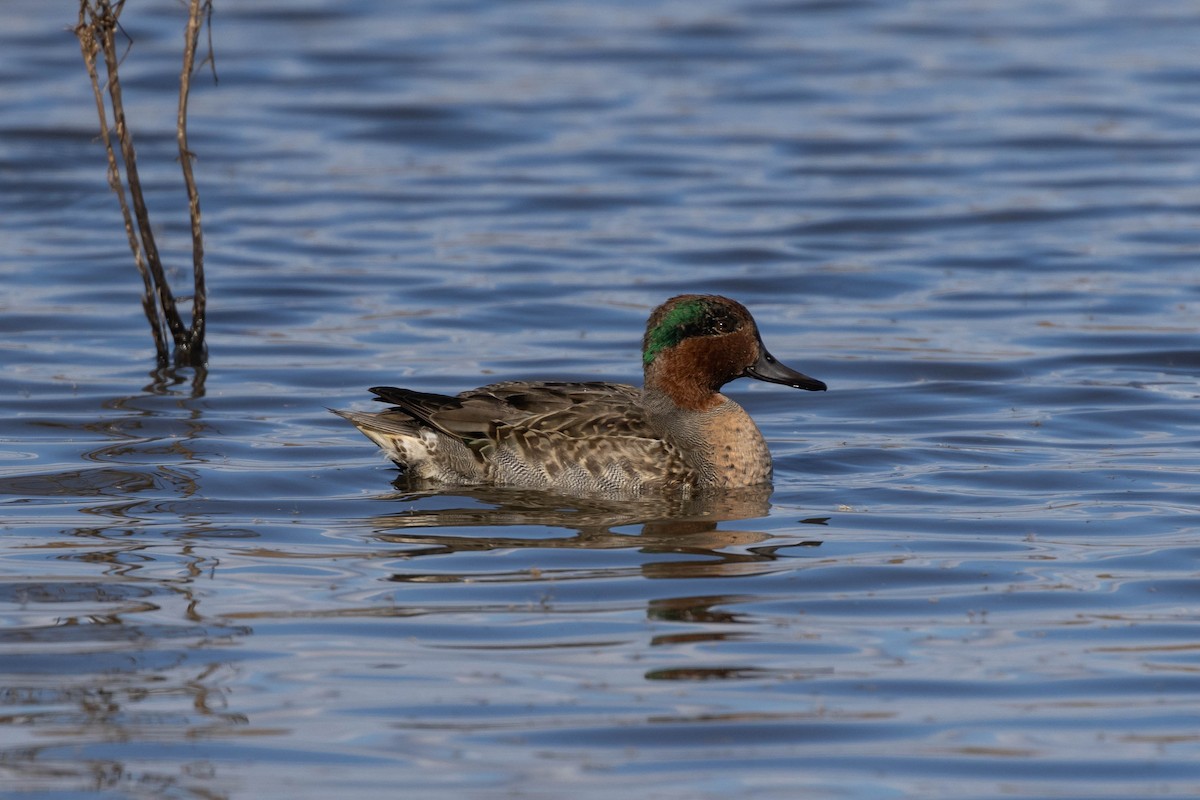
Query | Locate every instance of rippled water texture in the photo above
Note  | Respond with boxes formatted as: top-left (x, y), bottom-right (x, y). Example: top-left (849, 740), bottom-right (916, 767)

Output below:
top-left (3, 1), bottom-right (1200, 797)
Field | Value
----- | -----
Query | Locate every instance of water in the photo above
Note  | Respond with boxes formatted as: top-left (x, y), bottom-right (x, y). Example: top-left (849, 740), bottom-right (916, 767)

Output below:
top-left (3, 0), bottom-right (1200, 797)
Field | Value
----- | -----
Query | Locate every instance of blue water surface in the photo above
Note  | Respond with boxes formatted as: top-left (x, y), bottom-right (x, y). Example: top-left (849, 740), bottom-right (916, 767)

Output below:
top-left (1, 1), bottom-right (1199, 798)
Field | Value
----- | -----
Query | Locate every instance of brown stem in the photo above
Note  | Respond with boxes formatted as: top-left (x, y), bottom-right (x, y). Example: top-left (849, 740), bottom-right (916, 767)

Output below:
top-left (177, 0), bottom-right (209, 364)
top-left (76, 2), bottom-right (170, 364)
top-left (94, 1), bottom-right (189, 343)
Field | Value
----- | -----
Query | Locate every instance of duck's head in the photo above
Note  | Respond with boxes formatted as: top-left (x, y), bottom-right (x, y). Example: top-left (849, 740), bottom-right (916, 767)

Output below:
top-left (641, 294), bottom-right (827, 411)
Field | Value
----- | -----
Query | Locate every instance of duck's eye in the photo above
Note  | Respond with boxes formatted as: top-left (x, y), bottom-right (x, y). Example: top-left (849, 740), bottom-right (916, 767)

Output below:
top-left (709, 313), bottom-right (738, 335)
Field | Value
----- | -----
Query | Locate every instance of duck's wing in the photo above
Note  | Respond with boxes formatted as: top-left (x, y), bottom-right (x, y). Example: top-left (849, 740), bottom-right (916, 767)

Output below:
top-left (496, 399), bottom-right (696, 491)
top-left (364, 382), bottom-right (694, 490)
top-left (368, 386), bottom-right (496, 445)
top-left (368, 381), bottom-right (647, 446)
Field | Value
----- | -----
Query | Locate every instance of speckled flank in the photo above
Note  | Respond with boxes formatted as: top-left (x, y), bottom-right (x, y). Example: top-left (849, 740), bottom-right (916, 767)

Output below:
top-left (336, 295), bottom-right (826, 495)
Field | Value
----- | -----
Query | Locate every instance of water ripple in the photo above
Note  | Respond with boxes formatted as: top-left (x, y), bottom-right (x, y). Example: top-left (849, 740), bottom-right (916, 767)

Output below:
top-left (2, 0), bottom-right (1199, 798)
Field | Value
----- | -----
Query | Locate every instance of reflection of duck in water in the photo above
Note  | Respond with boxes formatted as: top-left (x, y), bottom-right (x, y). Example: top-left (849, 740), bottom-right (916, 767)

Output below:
top-left (371, 483), bottom-right (779, 536)
top-left (368, 484), bottom-right (827, 580)
top-left (337, 295), bottom-right (826, 494)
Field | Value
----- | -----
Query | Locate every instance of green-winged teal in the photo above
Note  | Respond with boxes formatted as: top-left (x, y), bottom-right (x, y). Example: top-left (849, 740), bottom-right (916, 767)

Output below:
top-left (336, 294), bottom-right (826, 493)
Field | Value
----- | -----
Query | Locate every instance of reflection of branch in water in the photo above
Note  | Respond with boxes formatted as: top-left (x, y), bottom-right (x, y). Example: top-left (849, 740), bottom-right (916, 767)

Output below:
top-left (0, 576), bottom-right (250, 792)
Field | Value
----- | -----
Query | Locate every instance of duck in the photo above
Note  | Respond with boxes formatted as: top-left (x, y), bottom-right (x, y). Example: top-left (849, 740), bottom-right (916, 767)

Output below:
top-left (335, 294), bottom-right (826, 494)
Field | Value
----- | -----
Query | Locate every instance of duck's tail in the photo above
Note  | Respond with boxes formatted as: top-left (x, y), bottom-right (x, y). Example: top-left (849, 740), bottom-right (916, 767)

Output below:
top-left (332, 408), bottom-right (423, 466)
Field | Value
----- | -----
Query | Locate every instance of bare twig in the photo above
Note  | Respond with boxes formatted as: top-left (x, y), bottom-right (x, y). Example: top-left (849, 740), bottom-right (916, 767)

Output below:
top-left (177, 0), bottom-right (210, 364)
top-left (201, 0), bottom-right (218, 83)
top-left (76, 3), bottom-right (170, 362)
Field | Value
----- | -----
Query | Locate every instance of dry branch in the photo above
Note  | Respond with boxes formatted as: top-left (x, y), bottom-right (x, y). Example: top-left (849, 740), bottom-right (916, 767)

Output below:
top-left (75, 0), bottom-right (212, 367)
